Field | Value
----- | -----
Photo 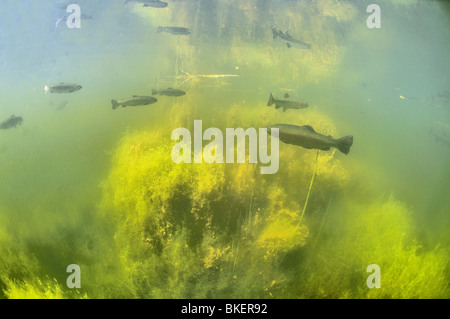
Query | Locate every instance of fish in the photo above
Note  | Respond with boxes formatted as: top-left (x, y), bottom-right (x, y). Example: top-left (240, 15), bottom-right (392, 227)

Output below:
top-left (0, 115), bottom-right (23, 130)
top-left (271, 25), bottom-right (311, 49)
top-left (125, 0), bottom-right (168, 8)
top-left (63, 13), bottom-right (93, 20)
top-left (44, 82), bottom-right (82, 93)
top-left (111, 95), bottom-right (158, 110)
top-left (143, 1), bottom-right (168, 8)
top-left (157, 26), bottom-right (190, 35)
top-left (267, 123), bottom-right (353, 155)
top-left (267, 93), bottom-right (308, 112)
top-left (283, 93), bottom-right (290, 98)
top-left (152, 88), bottom-right (186, 96)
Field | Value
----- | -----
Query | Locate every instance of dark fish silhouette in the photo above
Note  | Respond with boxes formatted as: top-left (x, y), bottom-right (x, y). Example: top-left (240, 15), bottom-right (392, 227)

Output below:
top-left (144, 1), bottom-right (168, 8)
top-left (152, 88), bottom-right (186, 96)
top-left (271, 25), bottom-right (311, 49)
top-left (44, 83), bottom-right (82, 93)
top-left (268, 123), bottom-right (353, 154)
top-left (0, 115), bottom-right (23, 130)
top-left (111, 95), bottom-right (158, 109)
top-left (125, 0), bottom-right (168, 8)
top-left (267, 93), bottom-right (308, 112)
top-left (157, 26), bottom-right (190, 35)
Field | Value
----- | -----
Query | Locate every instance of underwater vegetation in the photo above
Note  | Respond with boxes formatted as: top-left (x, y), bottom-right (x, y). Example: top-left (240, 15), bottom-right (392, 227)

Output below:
top-left (1, 81), bottom-right (448, 299)
top-left (1, 0), bottom-right (449, 300)
top-left (97, 103), bottom-right (347, 298)
top-left (95, 100), bottom-right (447, 298)
top-left (294, 195), bottom-right (450, 298)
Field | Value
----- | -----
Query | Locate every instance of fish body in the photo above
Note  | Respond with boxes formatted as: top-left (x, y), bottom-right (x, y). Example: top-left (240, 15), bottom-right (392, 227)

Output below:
top-left (152, 88), bottom-right (186, 96)
top-left (267, 93), bottom-right (308, 112)
top-left (44, 82), bottom-right (82, 93)
top-left (267, 123), bottom-right (353, 154)
top-left (157, 26), bottom-right (190, 35)
top-left (125, 0), bottom-right (168, 7)
top-left (0, 115), bottom-right (23, 130)
top-left (271, 25), bottom-right (311, 49)
top-left (111, 95), bottom-right (158, 109)
top-left (144, 1), bottom-right (168, 8)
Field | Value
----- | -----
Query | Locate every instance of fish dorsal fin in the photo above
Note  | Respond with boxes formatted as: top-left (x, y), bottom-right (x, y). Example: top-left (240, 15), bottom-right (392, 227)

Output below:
top-left (303, 125), bottom-right (316, 132)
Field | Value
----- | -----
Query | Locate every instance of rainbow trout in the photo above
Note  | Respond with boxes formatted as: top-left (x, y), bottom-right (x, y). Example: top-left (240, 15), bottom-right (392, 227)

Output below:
top-left (267, 93), bottom-right (308, 112)
top-left (268, 124), bottom-right (353, 154)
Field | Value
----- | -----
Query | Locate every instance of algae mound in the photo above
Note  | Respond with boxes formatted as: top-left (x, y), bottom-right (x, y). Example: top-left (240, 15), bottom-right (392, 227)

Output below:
top-left (99, 127), bottom-right (318, 298)
top-left (294, 195), bottom-right (450, 299)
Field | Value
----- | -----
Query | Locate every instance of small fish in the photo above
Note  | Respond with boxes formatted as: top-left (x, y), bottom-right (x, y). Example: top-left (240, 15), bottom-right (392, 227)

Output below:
top-left (125, 0), bottom-right (168, 8)
top-left (0, 115), bottom-right (23, 130)
top-left (271, 25), bottom-right (311, 49)
top-left (143, 1), bottom-right (168, 8)
top-left (61, 13), bottom-right (93, 20)
top-left (267, 93), bottom-right (308, 112)
top-left (283, 93), bottom-right (290, 98)
top-left (268, 124), bottom-right (353, 154)
top-left (152, 88), bottom-right (186, 96)
top-left (157, 26), bottom-right (190, 35)
top-left (111, 95), bottom-right (158, 110)
top-left (44, 82), bottom-right (82, 93)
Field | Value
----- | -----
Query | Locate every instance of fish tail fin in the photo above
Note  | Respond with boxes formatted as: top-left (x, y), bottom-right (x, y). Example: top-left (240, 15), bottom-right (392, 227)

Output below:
top-left (336, 135), bottom-right (353, 155)
top-left (44, 85), bottom-right (49, 94)
top-left (267, 93), bottom-right (274, 106)
top-left (152, 89), bottom-right (158, 95)
top-left (157, 26), bottom-right (163, 33)
top-left (111, 100), bottom-right (119, 110)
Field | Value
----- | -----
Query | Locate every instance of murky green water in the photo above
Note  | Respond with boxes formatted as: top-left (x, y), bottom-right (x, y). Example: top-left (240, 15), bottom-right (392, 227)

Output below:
top-left (0, 0), bottom-right (449, 299)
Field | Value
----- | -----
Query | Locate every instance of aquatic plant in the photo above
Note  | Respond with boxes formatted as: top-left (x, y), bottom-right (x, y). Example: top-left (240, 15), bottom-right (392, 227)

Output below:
top-left (3, 278), bottom-right (66, 299)
top-left (98, 95), bottom-right (350, 298)
top-left (294, 195), bottom-right (450, 299)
